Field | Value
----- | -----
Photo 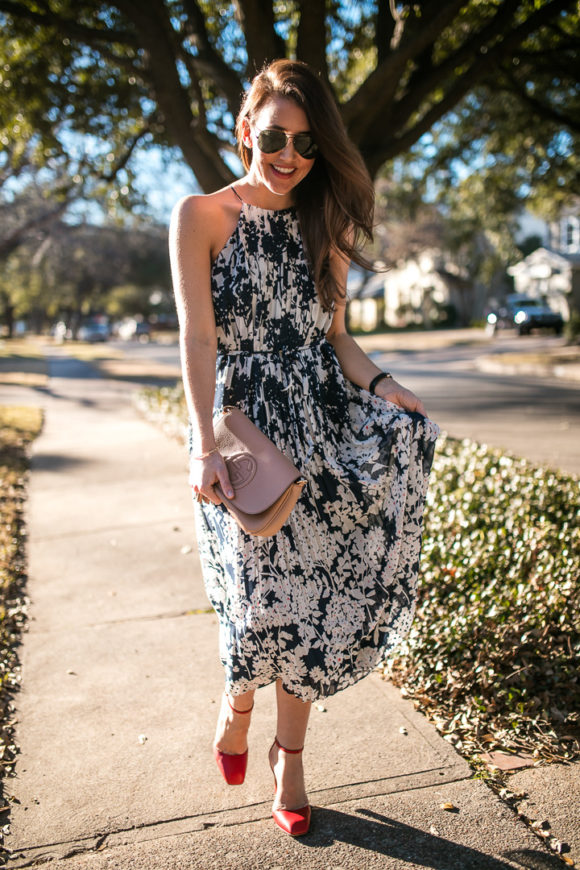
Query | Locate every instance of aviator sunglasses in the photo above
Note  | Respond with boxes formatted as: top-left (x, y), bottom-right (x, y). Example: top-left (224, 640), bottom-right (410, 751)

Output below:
top-left (254, 127), bottom-right (318, 160)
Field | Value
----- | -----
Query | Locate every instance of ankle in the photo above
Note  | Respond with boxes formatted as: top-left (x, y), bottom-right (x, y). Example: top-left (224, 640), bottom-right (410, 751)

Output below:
top-left (274, 735), bottom-right (304, 754)
top-left (226, 694), bottom-right (254, 715)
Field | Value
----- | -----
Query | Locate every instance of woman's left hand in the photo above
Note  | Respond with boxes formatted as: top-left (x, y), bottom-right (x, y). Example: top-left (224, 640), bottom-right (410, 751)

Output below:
top-left (374, 377), bottom-right (427, 417)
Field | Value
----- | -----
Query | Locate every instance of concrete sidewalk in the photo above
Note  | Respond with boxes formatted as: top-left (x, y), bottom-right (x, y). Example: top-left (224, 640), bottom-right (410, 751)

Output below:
top-left (2, 362), bottom-right (573, 869)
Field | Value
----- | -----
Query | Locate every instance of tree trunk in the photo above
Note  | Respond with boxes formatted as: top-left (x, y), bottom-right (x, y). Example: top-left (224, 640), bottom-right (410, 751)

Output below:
top-left (115, 0), bottom-right (236, 192)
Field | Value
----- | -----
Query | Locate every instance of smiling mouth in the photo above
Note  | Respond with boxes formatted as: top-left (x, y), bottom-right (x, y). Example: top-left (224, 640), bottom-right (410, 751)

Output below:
top-left (272, 165), bottom-right (295, 176)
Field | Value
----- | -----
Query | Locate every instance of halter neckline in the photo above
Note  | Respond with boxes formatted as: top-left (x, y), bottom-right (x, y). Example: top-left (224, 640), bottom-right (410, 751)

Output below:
top-left (230, 185), bottom-right (296, 214)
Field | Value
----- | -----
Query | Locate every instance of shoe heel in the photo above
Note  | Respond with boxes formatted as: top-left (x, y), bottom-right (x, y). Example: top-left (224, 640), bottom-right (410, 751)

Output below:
top-left (214, 695), bottom-right (253, 786)
top-left (269, 737), bottom-right (311, 836)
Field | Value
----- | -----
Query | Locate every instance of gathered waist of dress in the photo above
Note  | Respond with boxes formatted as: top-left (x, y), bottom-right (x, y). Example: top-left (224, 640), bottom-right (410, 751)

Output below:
top-left (216, 337), bottom-right (330, 358)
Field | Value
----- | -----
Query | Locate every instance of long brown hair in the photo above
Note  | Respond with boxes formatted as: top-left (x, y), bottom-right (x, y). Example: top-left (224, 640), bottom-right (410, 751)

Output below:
top-left (235, 59), bottom-right (375, 310)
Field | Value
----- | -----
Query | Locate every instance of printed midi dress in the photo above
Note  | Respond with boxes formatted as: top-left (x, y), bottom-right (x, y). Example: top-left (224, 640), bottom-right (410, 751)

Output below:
top-left (192, 201), bottom-right (439, 702)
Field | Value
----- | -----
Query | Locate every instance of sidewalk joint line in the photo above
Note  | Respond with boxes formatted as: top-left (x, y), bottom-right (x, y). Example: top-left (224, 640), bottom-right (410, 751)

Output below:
top-left (11, 768), bottom-right (472, 859)
top-left (32, 516), bottom-right (193, 542)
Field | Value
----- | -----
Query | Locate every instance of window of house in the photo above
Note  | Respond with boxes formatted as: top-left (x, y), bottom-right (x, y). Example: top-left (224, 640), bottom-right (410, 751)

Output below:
top-left (561, 216), bottom-right (580, 253)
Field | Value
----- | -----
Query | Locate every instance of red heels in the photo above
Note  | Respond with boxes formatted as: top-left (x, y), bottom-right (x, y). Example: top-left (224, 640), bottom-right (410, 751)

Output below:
top-left (213, 695), bottom-right (253, 786)
top-left (270, 736), bottom-right (311, 837)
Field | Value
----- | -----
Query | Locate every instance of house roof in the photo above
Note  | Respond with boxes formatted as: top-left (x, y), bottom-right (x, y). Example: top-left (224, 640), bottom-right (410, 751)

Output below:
top-left (355, 272), bottom-right (386, 299)
top-left (508, 246), bottom-right (580, 276)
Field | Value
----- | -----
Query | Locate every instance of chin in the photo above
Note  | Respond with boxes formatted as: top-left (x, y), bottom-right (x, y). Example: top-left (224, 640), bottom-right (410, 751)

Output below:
top-left (266, 166), bottom-right (304, 191)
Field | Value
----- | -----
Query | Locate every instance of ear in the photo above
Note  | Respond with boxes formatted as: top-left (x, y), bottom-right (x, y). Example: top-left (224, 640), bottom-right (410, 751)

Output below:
top-left (240, 118), bottom-right (252, 148)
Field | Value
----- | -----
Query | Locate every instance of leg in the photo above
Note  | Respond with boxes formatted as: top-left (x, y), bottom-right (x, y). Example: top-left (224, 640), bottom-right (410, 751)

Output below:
top-left (214, 689), bottom-right (255, 756)
top-left (268, 680), bottom-right (311, 812)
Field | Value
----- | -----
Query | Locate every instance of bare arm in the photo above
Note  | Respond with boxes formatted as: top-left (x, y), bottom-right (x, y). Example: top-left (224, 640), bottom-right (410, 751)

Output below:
top-left (169, 196), bottom-right (233, 502)
top-left (325, 249), bottom-right (427, 417)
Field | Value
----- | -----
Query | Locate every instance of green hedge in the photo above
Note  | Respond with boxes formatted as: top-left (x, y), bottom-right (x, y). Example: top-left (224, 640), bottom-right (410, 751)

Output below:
top-left (384, 435), bottom-right (579, 762)
top-left (0, 406), bottom-right (43, 782)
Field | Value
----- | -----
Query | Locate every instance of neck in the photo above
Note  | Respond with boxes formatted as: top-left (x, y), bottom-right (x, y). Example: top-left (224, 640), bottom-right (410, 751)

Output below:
top-left (237, 174), bottom-right (295, 210)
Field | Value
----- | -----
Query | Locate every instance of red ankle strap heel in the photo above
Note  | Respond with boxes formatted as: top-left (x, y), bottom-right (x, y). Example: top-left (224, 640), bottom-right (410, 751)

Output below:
top-left (274, 736), bottom-right (303, 753)
top-left (213, 695), bottom-right (254, 786)
top-left (270, 737), bottom-right (311, 836)
top-left (227, 695), bottom-right (254, 715)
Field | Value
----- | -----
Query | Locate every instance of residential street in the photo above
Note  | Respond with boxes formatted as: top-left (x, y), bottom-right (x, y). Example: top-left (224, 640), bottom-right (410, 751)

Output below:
top-left (104, 330), bottom-right (580, 475)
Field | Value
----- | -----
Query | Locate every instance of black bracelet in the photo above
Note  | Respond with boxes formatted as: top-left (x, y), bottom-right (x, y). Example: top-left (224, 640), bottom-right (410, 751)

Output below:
top-left (369, 371), bottom-right (393, 395)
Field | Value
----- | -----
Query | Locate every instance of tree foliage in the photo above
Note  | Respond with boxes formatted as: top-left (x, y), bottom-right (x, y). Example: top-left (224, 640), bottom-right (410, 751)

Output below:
top-left (3, 219), bottom-right (170, 331)
top-left (0, 0), bottom-right (577, 196)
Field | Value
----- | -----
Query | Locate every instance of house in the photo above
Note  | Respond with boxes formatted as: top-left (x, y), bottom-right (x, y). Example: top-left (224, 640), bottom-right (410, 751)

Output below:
top-left (347, 266), bottom-right (385, 331)
top-left (348, 250), bottom-right (481, 330)
top-left (509, 208), bottom-right (580, 319)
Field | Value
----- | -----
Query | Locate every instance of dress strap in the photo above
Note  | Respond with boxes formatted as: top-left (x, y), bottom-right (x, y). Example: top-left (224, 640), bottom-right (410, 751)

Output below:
top-left (230, 185), bottom-right (244, 204)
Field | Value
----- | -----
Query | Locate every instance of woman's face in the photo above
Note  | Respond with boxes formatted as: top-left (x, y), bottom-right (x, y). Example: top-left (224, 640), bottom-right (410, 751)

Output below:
top-left (243, 95), bottom-right (316, 199)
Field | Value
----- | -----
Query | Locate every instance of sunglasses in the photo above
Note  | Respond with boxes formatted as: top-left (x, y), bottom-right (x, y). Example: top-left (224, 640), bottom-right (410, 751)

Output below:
top-left (254, 127), bottom-right (318, 160)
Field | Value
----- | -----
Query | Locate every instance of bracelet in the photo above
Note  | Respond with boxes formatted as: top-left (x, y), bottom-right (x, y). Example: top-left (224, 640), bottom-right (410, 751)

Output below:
top-left (369, 371), bottom-right (393, 395)
top-left (192, 446), bottom-right (220, 461)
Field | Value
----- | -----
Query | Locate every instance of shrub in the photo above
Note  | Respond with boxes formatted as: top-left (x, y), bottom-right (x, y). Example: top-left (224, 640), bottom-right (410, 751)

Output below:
top-left (384, 435), bottom-right (579, 762)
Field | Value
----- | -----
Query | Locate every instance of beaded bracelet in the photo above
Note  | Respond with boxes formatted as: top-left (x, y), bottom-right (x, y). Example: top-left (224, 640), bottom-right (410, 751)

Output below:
top-left (369, 371), bottom-right (393, 395)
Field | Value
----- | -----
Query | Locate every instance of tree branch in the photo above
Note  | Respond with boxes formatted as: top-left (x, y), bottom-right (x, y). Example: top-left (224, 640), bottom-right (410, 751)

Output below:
top-left (296, 0), bottom-right (328, 80)
top-left (376, 0), bottom-right (396, 64)
top-left (235, 0), bottom-right (286, 72)
top-left (98, 123), bottom-right (154, 182)
top-left (0, 0), bottom-right (138, 47)
top-left (361, 0), bottom-right (575, 174)
top-left (0, 199), bottom-right (71, 260)
top-left (364, 64), bottom-right (479, 175)
top-left (179, 0), bottom-right (243, 110)
top-left (112, 0), bottom-right (235, 190)
top-left (342, 0), bottom-right (465, 127)
top-left (382, 0), bottom-right (522, 141)
top-left (497, 70), bottom-right (580, 133)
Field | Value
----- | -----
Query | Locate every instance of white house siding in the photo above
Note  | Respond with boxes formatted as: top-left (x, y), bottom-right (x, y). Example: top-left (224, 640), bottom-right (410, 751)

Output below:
top-left (508, 247), bottom-right (577, 320)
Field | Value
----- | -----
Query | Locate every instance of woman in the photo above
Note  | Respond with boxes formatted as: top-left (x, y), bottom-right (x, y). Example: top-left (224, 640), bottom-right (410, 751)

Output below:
top-left (169, 59), bottom-right (438, 837)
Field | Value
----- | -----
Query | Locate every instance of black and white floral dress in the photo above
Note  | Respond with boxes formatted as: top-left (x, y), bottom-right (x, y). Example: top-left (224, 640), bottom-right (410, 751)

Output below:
top-left (191, 201), bottom-right (439, 702)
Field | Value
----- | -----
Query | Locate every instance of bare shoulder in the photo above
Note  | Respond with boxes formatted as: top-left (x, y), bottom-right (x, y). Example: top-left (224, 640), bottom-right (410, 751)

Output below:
top-left (170, 187), bottom-right (240, 259)
top-left (170, 191), bottom-right (222, 230)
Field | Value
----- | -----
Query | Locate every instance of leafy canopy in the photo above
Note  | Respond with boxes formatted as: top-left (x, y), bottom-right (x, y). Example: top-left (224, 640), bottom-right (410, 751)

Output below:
top-left (0, 0), bottom-right (577, 199)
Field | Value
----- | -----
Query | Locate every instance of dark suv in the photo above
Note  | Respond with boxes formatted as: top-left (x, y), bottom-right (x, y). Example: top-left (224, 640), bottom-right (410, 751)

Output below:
top-left (486, 296), bottom-right (564, 336)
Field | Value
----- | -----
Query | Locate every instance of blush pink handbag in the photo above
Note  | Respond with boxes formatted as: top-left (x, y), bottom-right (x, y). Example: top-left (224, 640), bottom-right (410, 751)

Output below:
top-left (213, 406), bottom-right (306, 537)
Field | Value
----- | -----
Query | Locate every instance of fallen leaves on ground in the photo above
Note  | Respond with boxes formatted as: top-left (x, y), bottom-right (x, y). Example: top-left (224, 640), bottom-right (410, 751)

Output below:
top-left (0, 406), bottom-right (43, 856)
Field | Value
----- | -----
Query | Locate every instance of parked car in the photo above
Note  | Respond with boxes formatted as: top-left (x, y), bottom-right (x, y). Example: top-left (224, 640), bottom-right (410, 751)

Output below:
top-left (117, 318), bottom-right (151, 342)
top-left (486, 296), bottom-right (564, 336)
top-left (77, 320), bottom-right (111, 342)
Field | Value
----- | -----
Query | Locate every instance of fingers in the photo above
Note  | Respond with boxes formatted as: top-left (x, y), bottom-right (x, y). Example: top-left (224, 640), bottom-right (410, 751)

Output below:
top-left (192, 478), bottom-right (224, 506)
top-left (380, 383), bottom-right (428, 417)
top-left (190, 452), bottom-right (234, 505)
top-left (400, 395), bottom-right (427, 417)
top-left (218, 469), bottom-right (234, 501)
top-left (192, 483), bottom-right (220, 505)
top-left (205, 485), bottom-right (223, 506)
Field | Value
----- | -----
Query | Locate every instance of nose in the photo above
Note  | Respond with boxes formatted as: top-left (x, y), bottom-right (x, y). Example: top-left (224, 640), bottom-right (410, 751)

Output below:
top-left (278, 138), bottom-right (296, 159)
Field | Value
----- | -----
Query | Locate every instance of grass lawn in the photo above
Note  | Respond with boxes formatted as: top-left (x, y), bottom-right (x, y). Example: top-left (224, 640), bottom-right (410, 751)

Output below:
top-left (0, 338), bottom-right (48, 387)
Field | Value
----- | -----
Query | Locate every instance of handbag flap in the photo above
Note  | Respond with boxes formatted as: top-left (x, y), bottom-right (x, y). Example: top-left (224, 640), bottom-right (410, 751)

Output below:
top-left (214, 408), bottom-right (301, 514)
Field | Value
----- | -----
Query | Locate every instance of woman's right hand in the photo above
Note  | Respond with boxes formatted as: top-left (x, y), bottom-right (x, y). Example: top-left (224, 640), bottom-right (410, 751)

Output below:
top-left (190, 451), bottom-right (234, 505)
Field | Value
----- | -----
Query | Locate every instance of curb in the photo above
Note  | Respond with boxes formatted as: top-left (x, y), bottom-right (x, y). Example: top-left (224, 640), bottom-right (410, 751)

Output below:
top-left (476, 356), bottom-right (580, 383)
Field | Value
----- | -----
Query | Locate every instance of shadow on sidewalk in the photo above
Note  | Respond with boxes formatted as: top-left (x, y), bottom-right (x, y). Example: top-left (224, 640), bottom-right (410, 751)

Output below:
top-left (299, 807), bottom-right (562, 870)
top-left (32, 453), bottom-right (94, 471)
